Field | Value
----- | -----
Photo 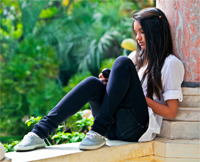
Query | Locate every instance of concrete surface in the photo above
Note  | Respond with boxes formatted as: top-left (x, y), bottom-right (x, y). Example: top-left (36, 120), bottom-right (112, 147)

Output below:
top-left (5, 138), bottom-right (200, 162)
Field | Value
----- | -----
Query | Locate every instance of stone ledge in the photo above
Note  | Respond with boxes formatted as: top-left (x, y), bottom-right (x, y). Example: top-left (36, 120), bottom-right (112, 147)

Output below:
top-left (158, 120), bottom-right (200, 139)
top-left (5, 140), bottom-right (153, 162)
top-left (154, 138), bottom-right (200, 159)
top-left (164, 108), bottom-right (200, 121)
top-left (182, 87), bottom-right (200, 96)
top-left (5, 138), bottom-right (200, 162)
top-left (179, 96), bottom-right (200, 107)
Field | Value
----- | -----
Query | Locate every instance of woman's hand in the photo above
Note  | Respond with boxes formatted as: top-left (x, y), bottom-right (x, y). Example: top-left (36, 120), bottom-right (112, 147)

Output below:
top-left (99, 73), bottom-right (108, 86)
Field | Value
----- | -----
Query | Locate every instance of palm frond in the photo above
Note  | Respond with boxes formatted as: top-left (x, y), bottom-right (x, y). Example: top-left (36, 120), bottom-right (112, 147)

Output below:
top-left (19, 0), bottom-right (50, 36)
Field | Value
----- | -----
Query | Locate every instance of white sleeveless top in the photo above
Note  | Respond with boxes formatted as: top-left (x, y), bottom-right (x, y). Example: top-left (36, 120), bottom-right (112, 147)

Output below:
top-left (128, 52), bottom-right (185, 142)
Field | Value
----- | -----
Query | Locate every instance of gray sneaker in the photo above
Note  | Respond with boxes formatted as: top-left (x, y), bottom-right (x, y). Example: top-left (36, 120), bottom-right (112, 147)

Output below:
top-left (14, 132), bottom-right (46, 151)
top-left (79, 130), bottom-right (106, 150)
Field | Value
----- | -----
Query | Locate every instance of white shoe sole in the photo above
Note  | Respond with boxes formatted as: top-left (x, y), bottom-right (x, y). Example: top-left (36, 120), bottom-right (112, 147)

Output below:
top-left (79, 141), bottom-right (106, 150)
top-left (15, 143), bottom-right (46, 151)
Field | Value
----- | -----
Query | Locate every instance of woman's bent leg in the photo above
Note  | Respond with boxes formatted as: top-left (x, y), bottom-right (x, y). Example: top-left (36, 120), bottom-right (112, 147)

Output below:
top-left (32, 76), bottom-right (106, 139)
top-left (91, 56), bottom-right (149, 139)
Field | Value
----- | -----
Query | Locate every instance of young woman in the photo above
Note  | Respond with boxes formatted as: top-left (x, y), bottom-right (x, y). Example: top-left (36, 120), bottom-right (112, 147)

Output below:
top-left (15, 7), bottom-right (184, 151)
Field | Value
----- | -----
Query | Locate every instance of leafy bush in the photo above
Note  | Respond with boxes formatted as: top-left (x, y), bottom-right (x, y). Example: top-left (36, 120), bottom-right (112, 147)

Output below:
top-left (100, 58), bottom-right (115, 72)
top-left (35, 0), bottom-right (134, 77)
top-left (0, 0), bottom-right (154, 142)
top-left (63, 71), bottom-right (92, 111)
top-left (0, 36), bottom-right (65, 135)
top-left (25, 116), bottom-right (42, 127)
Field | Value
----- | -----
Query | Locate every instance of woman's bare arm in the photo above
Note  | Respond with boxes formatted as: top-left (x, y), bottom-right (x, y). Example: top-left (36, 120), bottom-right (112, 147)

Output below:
top-left (145, 97), bottom-right (179, 120)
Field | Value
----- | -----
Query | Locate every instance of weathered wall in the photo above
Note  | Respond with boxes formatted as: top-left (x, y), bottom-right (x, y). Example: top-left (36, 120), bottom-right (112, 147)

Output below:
top-left (157, 0), bottom-right (200, 84)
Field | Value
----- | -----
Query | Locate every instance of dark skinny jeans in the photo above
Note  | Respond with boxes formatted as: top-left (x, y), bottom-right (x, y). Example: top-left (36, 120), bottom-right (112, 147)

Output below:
top-left (32, 56), bottom-right (149, 141)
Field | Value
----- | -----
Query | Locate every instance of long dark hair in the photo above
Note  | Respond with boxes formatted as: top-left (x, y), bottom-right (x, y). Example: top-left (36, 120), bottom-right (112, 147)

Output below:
top-left (132, 7), bottom-right (173, 100)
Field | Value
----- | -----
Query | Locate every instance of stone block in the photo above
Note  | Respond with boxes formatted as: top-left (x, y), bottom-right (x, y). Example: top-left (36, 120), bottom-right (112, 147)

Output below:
top-left (164, 108), bottom-right (200, 121)
top-left (182, 87), bottom-right (200, 96)
top-left (158, 120), bottom-right (200, 139)
top-left (154, 138), bottom-right (200, 159)
top-left (179, 95), bottom-right (200, 107)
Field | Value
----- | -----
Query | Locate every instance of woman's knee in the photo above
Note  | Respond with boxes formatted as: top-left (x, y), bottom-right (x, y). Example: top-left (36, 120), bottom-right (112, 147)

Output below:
top-left (83, 76), bottom-right (104, 88)
top-left (84, 76), bottom-right (100, 83)
top-left (113, 56), bottom-right (133, 70)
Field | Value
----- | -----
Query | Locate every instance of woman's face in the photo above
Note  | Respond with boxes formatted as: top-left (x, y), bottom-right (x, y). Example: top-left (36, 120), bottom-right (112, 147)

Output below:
top-left (134, 20), bottom-right (146, 50)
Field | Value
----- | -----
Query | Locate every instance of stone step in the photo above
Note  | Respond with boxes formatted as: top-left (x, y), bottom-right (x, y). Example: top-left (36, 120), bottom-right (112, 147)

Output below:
top-left (179, 95), bottom-right (200, 107)
top-left (158, 120), bottom-right (200, 139)
top-left (182, 87), bottom-right (200, 96)
top-left (154, 137), bottom-right (200, 159)
top-left (164, 108), bottom-right (200, 121)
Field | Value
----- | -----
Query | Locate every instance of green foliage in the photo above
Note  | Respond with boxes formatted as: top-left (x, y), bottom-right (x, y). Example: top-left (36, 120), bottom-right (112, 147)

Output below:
top-left (49, 111), bottom-right (93, 144)
top-left (34, 0), bottom-right (134, 77)
top-left (25, 116), bottom-right (42, 127)
top-left (74, 111), bottom-right (84, 118)
top-left (76, 117), bottom-right (94, 128)
top-left (0, 36), bottom-right (64, 135)
top-left (0, 0), bottom-right (153, 144)
top-left (68, 132), bottom-right (86, 143)
top-left (0, 19), bottom-right (23, 39)
top-left (52, 132), bottom-right (73, 141)
top-left (100, 58), bottom-right (115, 72)
top-left (63, 71), bottom-right (91, 93)
top-left (3, 141), bottom-right (20, 153)
top-left (18, 0), bottom-right (50, 36)
top-left (0, 135), bottom-right (23, 144)
top-left (39, 7), bottom-right (59, 18)
top-left (63, 71), bottom-right (92, 110)
top-left (52, 132), bottom-right (85, 144)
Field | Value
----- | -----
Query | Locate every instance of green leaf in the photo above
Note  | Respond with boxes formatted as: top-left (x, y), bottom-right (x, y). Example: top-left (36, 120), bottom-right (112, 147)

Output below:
top-left (51, 134), bottom-right (60, 139)
top-left (39, 7), bottom-right (59, 18)
top-left (19, 0), bottom-right (50, 36)
top-left (4, 79), bottom-right (13, 84)
top-left (27, 121), bottom-right (32, 127)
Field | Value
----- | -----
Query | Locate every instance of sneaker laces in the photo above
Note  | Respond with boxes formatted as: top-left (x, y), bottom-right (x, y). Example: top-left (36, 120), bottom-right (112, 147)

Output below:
top-left (24, 132), bottom-right (37, 140)
top-left (86, 132), bottom-right (104, 139)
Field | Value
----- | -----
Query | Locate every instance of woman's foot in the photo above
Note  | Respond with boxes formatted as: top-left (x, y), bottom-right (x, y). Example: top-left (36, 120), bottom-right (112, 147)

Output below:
top-left (79, 130), bottom-right (106, 150)
top-left (14, 132), bottom-right (46, 151)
